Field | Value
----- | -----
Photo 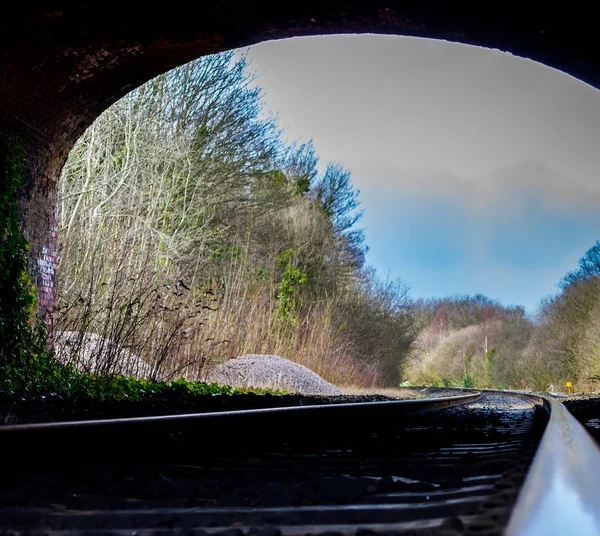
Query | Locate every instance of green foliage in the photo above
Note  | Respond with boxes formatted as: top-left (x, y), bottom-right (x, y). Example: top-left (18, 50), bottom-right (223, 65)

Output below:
top-left (462, 372), bottom-right (474, 389)
top-left (264, 169), bottom-right (286, 185)
top-left (1, 350), bottom-right (72, 394)
top-left (58, 376), bottom-right (250, 402)
top-left (294, 175), bottom-right (311, 195)
top-left (0, 351), bottom-right (277, 401)
top-left (275, 248), bottom-right (295, 269)
top-left (275, 249), bottom-right (308, 323)
top-left (0, 135), bottom-right (50, 373)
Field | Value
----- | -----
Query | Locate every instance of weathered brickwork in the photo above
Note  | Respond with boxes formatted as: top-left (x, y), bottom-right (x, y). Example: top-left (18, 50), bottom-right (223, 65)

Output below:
top-left (1, 2), bottom-right (599, 340)
top-left (16, 141), bottom-right (61, 342)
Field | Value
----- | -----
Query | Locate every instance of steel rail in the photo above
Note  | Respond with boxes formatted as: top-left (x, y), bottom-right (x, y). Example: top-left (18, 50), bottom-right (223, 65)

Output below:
top-left (384, 386), bottom-right (600, 535)
top-left (0, 391), bottom-right (481, 464)
top-left (0, 391), bottom-right (481, 432)
top-left (504, 392), bottom-right (600, 536)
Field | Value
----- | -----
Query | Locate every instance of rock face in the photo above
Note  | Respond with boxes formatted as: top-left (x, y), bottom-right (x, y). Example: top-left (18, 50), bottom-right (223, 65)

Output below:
top-left (205, 354), bottom-right (342, 395)
top-left (54, 331), bottom-right (155, 379)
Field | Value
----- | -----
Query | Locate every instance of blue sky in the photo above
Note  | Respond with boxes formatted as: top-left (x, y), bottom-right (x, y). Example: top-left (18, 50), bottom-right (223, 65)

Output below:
top-left (244, 35), bottom-right (600, 314)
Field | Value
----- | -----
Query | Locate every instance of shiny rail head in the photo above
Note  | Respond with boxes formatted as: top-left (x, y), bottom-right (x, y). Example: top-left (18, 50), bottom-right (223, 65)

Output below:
top-left (0, 391), bottom-right (481, 433)
top-left (506, 396), bottom-right (600, 536)
top-left (0, 391), bottom-right (482, 467)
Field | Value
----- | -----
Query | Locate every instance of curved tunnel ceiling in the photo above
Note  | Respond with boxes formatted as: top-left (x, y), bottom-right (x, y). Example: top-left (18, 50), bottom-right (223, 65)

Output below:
top-left (2, 2), bottom-right (599, 154)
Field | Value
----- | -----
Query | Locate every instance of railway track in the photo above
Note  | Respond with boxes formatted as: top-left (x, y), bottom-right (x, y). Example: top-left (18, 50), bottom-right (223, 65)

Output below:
top-left (0, 391), bottom-right (599, 535)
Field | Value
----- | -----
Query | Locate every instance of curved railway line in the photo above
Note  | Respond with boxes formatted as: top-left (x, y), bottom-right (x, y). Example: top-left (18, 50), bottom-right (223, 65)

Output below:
top-left (0, 390), bottom-right (599, 535)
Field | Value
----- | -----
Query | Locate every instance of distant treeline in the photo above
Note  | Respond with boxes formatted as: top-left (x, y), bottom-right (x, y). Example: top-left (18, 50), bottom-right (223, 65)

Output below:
top-left (406, 241), bottom-right (600, 392)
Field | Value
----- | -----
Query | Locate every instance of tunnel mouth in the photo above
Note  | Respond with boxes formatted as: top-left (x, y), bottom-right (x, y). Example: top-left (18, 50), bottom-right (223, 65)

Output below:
top-left (3, 6), bottom-right (600, 396)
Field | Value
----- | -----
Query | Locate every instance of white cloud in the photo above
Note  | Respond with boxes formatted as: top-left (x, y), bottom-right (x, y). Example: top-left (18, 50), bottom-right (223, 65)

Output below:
top-left (244, 34), bottom-right (600, 310)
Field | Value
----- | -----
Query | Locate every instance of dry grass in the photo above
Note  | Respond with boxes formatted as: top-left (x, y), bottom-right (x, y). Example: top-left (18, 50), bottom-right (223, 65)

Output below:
top-left (56, 249), bottom-right (382, 387)
top-left (183, 264), bottom-right (384, 387)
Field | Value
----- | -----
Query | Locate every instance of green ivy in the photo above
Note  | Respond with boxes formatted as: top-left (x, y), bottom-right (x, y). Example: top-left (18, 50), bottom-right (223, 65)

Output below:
top-left (0, 135), bottom-right (49, 374)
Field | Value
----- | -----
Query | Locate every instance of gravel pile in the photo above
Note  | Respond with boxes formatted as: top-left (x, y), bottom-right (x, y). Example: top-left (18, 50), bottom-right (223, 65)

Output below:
top-left (54, 331), bottom-right (155, 379)
top-left (205, 354), bottom-right (342, 395)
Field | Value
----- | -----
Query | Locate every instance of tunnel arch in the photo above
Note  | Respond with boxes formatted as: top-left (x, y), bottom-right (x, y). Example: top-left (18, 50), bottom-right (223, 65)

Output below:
top-left (2, 2), bottom-right (599, 331)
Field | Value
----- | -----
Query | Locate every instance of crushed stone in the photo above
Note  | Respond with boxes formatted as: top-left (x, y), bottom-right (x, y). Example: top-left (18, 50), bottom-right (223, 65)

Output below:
top-left (204, 354), bottom-right (342, 395)
top-left (53, 331), bottom-right (155, 379)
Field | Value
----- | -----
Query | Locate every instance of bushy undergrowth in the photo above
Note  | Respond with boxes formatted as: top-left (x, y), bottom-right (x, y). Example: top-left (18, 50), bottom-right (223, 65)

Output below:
top-left (55, 50), bottom-right (416, 388)
top-left (1, 350), bottom-right (274, 402)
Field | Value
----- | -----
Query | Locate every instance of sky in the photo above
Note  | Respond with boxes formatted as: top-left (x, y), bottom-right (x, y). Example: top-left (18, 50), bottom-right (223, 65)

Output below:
top-left (242, 34), bottom-right (600, 314)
